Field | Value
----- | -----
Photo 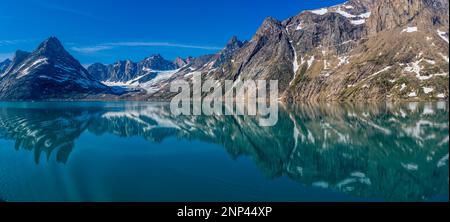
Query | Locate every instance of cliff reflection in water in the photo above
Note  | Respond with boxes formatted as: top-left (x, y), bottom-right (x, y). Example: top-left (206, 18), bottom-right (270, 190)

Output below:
top-left (0, 102), bottom-right (448, 201)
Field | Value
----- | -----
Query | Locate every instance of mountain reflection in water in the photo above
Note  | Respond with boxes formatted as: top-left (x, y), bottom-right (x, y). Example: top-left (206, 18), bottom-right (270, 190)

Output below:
top-left (0, 102), bottom-right (448, 202)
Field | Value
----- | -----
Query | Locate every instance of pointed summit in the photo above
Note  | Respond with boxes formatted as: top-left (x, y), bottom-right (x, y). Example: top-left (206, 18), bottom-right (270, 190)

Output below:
top-left (139, 54), bottom-right (177, 71)
top-left (37, 37), bottom-right (65, 52)
top-left (173, 57), bottom-right (187, 68)
top-left (0, 58), bottom-right (12, 74)
top-left (0, 37), bottom-right (110, 100)
top-left (13, 50), bottom-right (31, 63)
top-left (148, 54), bottom-right (164, 59)
top-left (226, 36), bottom-right (239, 45)
top-left (224, 36), bottom-right (243, 50)
top-left (1, 50), bottom-right (31, 76)
top-left (256, 16), bottom-right (283, 36)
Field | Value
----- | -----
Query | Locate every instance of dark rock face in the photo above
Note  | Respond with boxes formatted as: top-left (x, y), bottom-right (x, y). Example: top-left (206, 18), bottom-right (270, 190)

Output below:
top-left (107, 60), bottom-right (138, 82)
top-left (0, 37), bottom-right (111, 100)
top-left (203, 17), bottom-right (295, 91)
top-left (1, 50), bottom-right (30, 76)
top-left (87, 63), bottom-right (109, 81)
top-left (138, 54), bottom-right (177, 71)
top-left (185, 54), bottom-right (216, 69)
top-left (0, 59), bottom-right (11, 74)
top-left (209, 36), bottom-right (244, 68)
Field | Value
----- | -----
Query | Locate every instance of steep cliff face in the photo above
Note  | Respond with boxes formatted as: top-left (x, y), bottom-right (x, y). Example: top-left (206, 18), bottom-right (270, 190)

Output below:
top-left (215, 17), bottom-right (294, 90)
top-left (366, 0), bottom-right (449, 34)
top-left (273, 0), bottom-right (448, 101)
top-left (143, 0), bottom-right (448, 102)
top-left (0, 59), bottom-right (11, 74)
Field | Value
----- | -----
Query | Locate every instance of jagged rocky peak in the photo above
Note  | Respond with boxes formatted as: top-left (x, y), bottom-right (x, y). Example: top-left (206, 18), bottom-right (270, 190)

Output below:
top-left (139, 54), bottom-right (177, 71)
top-left (185, 56), bottom-right (194, 63)
top-left (87, 63), bottom-right (109, 81)
top-left (35, 36), bottom-right (68, 55)
top-left (173, 57), bottom-right (187, 68)
top-left (224, 36), bottom-right (243, 51)
top-left (12, 50), bottom-right (31, 64)
top-left (255, 16), bottom-right (284, 37)
top-left (0, 58), bottom-right (12, 73)
top-left (87, 53), bottom-right (180, 83)
top-left (201, 36), bottom-right (245, 69)
top-left (146, 54), bottom-right (164, 60)
top-left (124, 59), bottom-right (135, 67)
top-left (0, 50), bottom-right (31, 76)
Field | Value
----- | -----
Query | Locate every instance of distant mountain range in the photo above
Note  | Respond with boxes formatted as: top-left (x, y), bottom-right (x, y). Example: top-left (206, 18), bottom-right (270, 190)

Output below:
top-left (0, 0), bottom-right (448, 101)
top-left (87, 54), bottom-right (180, 84)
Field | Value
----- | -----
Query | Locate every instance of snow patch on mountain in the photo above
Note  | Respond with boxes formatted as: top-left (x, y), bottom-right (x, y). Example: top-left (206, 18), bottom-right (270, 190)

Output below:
top-left (17, 58), bottom-right (48, 79)
top-left (402, 27), bottom-right (418, 33)
top-left (423, 87), bottom-right (434, 94)
top-left (335, 6), bottom-right (356, 18)
top-left (310, 8), bottom-right (328, 15)
top-left (437, 93), bottom-right (446, 98)
top-left (103, 69), bottom-right (179, 94)
top-left (307, 56), bottom-right (315, 69)
top-left (439, 53), bottom-right (449, 63)
top-left (289, 41), bottom-right (300, 86)
top-left (351, 19), bottom-right (366, 25)
top-left (437, 30), bottom-right (449, 43)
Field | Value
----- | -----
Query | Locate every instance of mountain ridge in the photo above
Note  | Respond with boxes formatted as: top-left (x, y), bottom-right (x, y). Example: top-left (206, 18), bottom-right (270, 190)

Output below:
top-left (0, 0), bottom-right (448, 101)
top-left (146, 0), bottom-right (448, 102)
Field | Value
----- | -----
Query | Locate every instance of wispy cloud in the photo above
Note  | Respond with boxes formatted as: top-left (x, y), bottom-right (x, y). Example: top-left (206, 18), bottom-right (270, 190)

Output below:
top-left (0, 39), bottom-right (30, 47)
top-left (40, 2), bottom-right (102, 21)
top-left (71, 41), bottom-right (222, 53)
top-left (70, 45), bottom-right (115, 53)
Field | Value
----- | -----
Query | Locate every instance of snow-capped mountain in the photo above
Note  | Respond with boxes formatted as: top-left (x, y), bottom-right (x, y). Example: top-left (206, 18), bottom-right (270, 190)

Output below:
top-left (142, 36), bottom-right (245, 99)
top-left (1, 0), bottom-right (447, 101)
top-left (88, 54), bottom-right (180, 83)
top-left (0, 37), bottom-right (111, 100)
top-left (86, 54), bottom-right (186, 94)
top-left (145, 0), bottom-right (449, 101)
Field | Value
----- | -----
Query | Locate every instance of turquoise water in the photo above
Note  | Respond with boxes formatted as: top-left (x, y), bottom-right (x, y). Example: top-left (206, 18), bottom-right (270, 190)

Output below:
top-left (0, 102), bottom-right (448, 202)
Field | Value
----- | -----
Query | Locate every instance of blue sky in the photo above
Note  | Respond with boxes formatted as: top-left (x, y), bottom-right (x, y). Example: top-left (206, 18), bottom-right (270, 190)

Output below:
top-left (0, 0), bottom-right (346, 65)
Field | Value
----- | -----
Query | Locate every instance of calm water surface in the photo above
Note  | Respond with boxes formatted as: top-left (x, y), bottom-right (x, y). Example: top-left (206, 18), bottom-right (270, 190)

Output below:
top-left (0, 101), bottom-right (448, 202)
